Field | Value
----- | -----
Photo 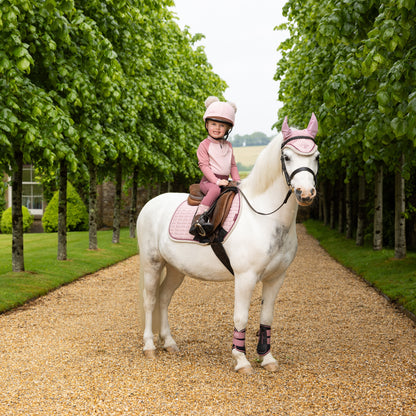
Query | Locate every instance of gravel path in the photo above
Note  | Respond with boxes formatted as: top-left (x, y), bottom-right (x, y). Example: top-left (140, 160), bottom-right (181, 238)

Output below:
top-left (0, 225), bottom-right (415, 415)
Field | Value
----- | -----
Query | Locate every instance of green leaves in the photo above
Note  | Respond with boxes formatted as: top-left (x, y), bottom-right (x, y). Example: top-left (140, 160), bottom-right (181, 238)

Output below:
top-left (391, 117), bottom-right (408, 137)
top-left (13, 45), bottom-right (33, 73)
top-left (398, 0), bottom-right (415, 9)
top-left (376, 90), bottom-right (390, 107)
top-left (276, 0), bottom-right (416, 181)
top-left (361, 48), bottom-right (385, 77)
top-left (1, 0), bottom-right (225, 188)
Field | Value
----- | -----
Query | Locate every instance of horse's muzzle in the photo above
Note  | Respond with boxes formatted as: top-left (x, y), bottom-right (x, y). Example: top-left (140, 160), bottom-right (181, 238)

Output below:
top-left (295, 188), bottom-right (316, 206)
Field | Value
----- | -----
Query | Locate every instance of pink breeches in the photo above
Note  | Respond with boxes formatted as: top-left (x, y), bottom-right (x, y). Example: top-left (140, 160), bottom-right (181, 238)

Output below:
top-left (199, 175), bottom-right (228, 207)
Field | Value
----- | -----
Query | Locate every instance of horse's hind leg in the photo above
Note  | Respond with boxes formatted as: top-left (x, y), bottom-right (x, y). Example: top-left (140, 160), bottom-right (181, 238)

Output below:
top-left (142, 260), bottom-right (165, 358)
top-left (159, 264), bottom-right (185, 353)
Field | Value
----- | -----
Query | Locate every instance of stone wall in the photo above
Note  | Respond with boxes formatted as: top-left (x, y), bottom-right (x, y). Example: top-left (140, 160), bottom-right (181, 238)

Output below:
top-left (96, 182), bottom-right (167, 229)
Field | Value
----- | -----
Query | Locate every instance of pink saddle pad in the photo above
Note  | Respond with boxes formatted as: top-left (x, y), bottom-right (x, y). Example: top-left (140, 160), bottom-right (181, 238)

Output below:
top-left (169, 194), bottom-right (240, 243)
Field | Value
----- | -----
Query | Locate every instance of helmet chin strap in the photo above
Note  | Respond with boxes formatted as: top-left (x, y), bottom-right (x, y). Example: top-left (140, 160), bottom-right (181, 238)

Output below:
top-left (223, 127), bottom-right (232, 140)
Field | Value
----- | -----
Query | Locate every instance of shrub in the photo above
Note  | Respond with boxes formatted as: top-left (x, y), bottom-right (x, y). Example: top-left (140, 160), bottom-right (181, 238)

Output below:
top-left (0, 181), bottom-right (6, 221)
top-left (42, 182), bottom-right (88, 232)
top-left (1, 206), bottom-right (34, 234)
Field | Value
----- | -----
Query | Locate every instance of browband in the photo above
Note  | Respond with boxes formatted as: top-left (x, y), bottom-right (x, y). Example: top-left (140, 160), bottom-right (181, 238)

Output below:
top-left (281, 136), bottom-right (316, 148)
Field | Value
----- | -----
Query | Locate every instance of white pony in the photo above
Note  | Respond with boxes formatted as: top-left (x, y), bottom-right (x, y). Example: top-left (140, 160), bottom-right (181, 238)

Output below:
top-left (137, 114), bottom-right (320, 373)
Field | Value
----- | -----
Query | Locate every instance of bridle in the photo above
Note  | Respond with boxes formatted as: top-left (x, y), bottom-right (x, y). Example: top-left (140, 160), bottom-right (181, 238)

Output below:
top-left (280, 136), bottom-right (318, 189)
top-left (238, 136), bottom-right (318, 216)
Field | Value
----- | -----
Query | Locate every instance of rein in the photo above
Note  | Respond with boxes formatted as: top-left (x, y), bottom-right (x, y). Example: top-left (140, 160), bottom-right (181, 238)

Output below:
top-left (238, 188), bottom-right (293, 216)
top-left (238, 136), bottom-right (317, 216)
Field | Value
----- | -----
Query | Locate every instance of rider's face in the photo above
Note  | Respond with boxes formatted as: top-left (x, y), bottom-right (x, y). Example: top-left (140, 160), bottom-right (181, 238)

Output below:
top-left (206, 120), bottom-right (230, 139)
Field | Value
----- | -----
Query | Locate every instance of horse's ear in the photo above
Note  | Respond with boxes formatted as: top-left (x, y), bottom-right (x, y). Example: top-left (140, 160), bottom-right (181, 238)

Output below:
top-left (282, 116), bottom-right (291, 140)
top-left (307, 113), bottom-right (318, 138)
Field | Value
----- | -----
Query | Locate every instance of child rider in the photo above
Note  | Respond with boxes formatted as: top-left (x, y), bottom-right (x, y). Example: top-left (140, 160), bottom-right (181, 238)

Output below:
top-left (189, 96), bottom-right (240, 236)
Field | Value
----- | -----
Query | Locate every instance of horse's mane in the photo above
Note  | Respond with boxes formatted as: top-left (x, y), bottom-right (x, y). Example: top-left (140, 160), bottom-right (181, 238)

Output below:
top-left (240, 133), bottom-right (284, 196)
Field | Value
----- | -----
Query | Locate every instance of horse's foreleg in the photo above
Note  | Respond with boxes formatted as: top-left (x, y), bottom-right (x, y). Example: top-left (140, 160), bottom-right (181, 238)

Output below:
top-left (232, 274), bottom-right (257, 374)
top-left (257, 274), bottom-right (286, 371)
top-left (159, 265), bottom-right (185, 353)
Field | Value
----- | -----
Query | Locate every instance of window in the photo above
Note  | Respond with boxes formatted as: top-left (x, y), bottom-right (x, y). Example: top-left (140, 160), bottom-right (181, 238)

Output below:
top-left (22, 166), bottom-right (43, 215)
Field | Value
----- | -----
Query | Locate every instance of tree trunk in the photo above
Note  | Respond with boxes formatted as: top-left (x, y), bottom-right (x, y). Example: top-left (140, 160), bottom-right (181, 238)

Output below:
top-left (112, 161), bottom-right (122, 244)
top-left (318, 194), bottom-right (323, 221)
top-left (356, 175), bottom-right (365, 246)
top-left (322, 180), bottom-right (329, 226)
top-left (330, 199), bottom-right (335, 229)
top-left (88, 164), bottom-right (98, 250)
top-left (395, 154), bottom-right (406, 259)
top-left (345, 181), bottom-right (352, 239)
top-left (11, 149), bottom-right (24, 272)
top-left (338, 177), bottom-right (344, 234)
top-left (129, 166), bottom-right (138, 239)
top-left (373, 165), bottom-right (383, 251)
top-left (57, 160), bottom-right (67, 261)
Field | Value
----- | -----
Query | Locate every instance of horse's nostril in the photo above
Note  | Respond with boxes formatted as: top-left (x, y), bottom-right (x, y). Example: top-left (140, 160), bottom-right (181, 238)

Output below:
top-left (296, 188), bottom-right (315, 199)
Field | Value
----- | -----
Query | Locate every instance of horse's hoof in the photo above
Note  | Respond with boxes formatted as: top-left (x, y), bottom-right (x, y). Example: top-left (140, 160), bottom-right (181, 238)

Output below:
top-left (263, 362), bottom-right (278, 372)
top-left (143, 349), bottom-right (157, 359)
top-left (237, 365), bottom-right (254, 375)
top-left (164, 345), bottom-right (179, 354)
top-left (263, 363), bottom-right (278, 372)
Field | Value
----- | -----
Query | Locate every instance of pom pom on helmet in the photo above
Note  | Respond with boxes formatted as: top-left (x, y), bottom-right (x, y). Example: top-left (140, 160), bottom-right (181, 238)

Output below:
top-left (203, 96), bottom-right (237, 126)
top-left (205, 96), bottom-right (220, 108)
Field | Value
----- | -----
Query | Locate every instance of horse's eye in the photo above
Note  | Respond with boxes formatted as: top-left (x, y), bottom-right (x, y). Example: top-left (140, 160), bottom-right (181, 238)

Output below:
top-left (284, 154), bottom-right (290, 162)
top-left (315, 154), bottom-right (320, 162)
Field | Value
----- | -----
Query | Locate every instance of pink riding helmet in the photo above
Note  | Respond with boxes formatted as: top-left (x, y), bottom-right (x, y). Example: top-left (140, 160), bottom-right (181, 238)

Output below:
top-left (203, 96), bottom-right (237, 126)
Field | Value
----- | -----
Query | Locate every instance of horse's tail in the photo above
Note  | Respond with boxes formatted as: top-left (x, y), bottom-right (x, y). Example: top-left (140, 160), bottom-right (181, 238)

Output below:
top-left (138, 262), bottom-right (145, 332)
top-left (137, 199), bottom-right (166, 340)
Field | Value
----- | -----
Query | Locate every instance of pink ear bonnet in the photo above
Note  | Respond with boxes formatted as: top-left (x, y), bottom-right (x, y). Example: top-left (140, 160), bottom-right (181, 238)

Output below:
top-left (281, 113), bottom-right (318, 155)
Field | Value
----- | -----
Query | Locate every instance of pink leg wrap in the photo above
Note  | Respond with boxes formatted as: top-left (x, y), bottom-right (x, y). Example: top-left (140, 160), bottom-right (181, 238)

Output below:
top-left (232, 328), bottom-right (246, 353)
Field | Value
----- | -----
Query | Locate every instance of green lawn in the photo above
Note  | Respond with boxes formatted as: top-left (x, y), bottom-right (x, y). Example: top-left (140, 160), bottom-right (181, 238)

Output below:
top-left (0, 229), bottom-right (138, 313)
top-left (304, 219), bottom-right (416, 318)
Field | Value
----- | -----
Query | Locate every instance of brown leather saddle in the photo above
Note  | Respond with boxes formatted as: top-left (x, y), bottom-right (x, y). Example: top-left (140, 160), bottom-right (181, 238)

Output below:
top-left (187, 184), bottom-right (205, 206)
top-left (188, 182), bottom-right (238, 231)
top-left (187, 182), bottom-right (239, 275)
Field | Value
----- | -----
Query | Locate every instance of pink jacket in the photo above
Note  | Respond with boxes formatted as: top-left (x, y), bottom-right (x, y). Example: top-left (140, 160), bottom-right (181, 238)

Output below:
top-left (197, 136), bottom-right (240, 184)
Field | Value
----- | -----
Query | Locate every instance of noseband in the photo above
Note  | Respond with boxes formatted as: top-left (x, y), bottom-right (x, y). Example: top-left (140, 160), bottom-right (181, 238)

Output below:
top-left (280, 136), bottom-right (318, 189)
